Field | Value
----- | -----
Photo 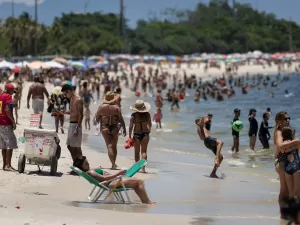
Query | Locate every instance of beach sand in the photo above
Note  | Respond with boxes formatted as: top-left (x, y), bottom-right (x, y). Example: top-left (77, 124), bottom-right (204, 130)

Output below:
top-left (0, 62), bottom-right (296, 225)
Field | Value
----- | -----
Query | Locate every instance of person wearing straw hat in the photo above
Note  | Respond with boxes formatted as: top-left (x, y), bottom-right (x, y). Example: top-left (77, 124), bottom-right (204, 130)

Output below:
top-left (129, 100), bottom-right (152, 173)
top-left (95, 91), bottom-right (126, 170)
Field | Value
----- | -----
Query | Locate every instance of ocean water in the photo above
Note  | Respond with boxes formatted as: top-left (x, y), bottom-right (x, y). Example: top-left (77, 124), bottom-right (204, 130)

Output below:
top-left (46, 73), bottom-right (300, 222)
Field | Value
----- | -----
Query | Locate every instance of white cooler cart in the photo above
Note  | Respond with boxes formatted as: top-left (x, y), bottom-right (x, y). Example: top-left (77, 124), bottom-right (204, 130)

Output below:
top-left (18, 128), bottom-right (61, 175)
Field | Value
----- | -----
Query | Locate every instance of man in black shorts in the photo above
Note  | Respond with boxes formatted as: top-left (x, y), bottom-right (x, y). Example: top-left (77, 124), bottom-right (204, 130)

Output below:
top-left (231, 108), bottom-right (240, 153)
top-left (195, 114), bottom-right (224, 178)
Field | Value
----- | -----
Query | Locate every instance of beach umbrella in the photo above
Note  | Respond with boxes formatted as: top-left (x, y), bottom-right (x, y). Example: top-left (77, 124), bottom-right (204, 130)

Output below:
top-left (52, 86), bottom-right (62, 95)
top-left (28, 61), bottom-right (50, 70)
top-left (132, 62), bottom-right (146, 69)
top-left (44, 61), bottom-right (65, 69)
top-left (0, 60), bottom-right (15, 69)
top-left (88, 56), bottom-right (102, 61)
top-left (52, 57), bottom-right (68, 64)
top-left (71, 61), bottom-right (85, 68)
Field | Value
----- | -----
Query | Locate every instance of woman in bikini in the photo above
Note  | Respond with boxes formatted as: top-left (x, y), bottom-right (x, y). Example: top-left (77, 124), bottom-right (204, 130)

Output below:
top-left (129, 100), bottom-right (152, 173)
top-left (273, 112), bottom-right (300, 219)
top-left (95, 92), bottom-right (126, 169)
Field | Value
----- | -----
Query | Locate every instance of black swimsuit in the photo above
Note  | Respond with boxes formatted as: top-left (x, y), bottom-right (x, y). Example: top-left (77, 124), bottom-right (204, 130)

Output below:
top-left (284, 149), bottom-right (300, 175)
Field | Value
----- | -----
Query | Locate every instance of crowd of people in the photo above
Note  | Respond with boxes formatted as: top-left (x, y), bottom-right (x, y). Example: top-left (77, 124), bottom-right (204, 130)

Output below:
top-left (0, 63), bottom-right (300, 222)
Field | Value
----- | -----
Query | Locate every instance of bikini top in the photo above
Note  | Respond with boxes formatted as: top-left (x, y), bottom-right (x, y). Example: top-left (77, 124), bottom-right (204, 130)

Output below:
top-left (132, 112), bottom-right (150, 133)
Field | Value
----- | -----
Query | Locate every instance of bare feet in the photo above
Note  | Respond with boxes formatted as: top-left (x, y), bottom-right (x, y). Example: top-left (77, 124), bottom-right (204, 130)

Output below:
top-left (209, 173), bottom-right (219, 179)
top-left (4, 166), bottom-right (16, 172)
top-left (111, 164), bottom-right (118, 170)
top-left (146, 201), bottom-right (156, 205)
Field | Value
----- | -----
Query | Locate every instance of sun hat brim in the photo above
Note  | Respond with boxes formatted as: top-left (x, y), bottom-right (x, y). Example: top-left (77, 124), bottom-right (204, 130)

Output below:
top-left (102, 95), bottom-right (119, 104)
top-left (129, 102), bottom-right (151, 112)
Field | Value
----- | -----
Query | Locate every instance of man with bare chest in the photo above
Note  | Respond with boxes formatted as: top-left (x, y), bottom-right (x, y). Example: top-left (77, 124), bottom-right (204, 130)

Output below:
top-left (61, 84), bottom-right (84, 166)
top-left (27, 76), bottom-right (49, 129)
top-left (95, 92), bottom-right (126, 169)
top-left (195, 114), bottom-right (224, 178)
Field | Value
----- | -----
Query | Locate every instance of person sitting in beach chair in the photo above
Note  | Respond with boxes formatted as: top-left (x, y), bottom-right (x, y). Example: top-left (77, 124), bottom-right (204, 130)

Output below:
top-left (73, 156), bottom-right (155, 204)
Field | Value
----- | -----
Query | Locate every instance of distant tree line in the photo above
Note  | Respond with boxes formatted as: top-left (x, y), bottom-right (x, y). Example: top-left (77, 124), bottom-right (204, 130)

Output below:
top-left (0, 0), bottom-right (300, 56)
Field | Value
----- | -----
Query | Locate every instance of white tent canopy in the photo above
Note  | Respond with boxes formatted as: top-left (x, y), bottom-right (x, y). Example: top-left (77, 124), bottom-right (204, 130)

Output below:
top-left (15, 61), bottom-right (29, 68)
top-left (0, 60), bottom-right (15, 69)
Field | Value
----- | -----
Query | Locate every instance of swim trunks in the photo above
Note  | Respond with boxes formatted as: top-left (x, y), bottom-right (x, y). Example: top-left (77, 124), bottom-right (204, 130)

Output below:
top-left (66, 123), bottom-right (82, 148)
top-left (204, 137), bottom-right (217, 155)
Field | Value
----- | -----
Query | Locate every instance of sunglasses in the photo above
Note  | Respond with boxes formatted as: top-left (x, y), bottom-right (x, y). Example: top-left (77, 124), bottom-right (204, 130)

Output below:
top-left (285, 117), bottom-right (291, 121)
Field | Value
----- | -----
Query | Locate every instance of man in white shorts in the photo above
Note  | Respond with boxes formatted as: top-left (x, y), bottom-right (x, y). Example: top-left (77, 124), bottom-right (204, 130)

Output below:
top-left (27, 76), bottom-right (49, 129)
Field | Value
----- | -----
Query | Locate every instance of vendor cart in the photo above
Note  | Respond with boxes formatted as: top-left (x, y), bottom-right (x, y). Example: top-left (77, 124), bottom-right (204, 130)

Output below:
top-left (18, 128), bottom-right (61, 175)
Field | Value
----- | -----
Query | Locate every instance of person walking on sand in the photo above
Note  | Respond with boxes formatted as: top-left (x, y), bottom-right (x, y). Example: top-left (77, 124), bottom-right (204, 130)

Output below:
top-left (95, 92), bottom-right (126, 169)
top-left (231, 108), bottom-right (240, 153)
top-left (153, 108), bottom-right (162, 129)
top-left (0, 84), bottom-right (18, 171)
top-left (84, 107), bottom-right (91, 130)
top-left (14, 72), bottom-right (23, 109)
top-left (195, 114), bottom-right (224, 178)
top-left (61, 84), bottom-right (84, 168)
top-left (248, 108), bottom-right (258, 151)
top-left (129, 100), bottom-right (152, 173)
top-left (27, 76), bottom-right (49, 129)
top-left (12, 86), bottom-right (20, 124)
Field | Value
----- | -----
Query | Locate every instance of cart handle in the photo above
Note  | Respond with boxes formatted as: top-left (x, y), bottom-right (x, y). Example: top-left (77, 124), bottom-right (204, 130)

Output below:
top-left (54, 137), bottom-right (60, 145)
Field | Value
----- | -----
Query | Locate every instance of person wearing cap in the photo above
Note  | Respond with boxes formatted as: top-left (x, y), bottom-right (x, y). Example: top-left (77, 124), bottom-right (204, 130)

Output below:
top-left (129, 100), bottom-right (152, 173)
top-left (95, 91), bottom-right (126, 170)
top-left (231, 108), bottom-right (241, 153)
top-left (61, 84), bottom-right (84, 167)
top-left (248, 108), bottom-right (258, 151)
top-left (27, 76), bottom-right (49, 129)
top-left (0, 83), bottom-right (18, 171)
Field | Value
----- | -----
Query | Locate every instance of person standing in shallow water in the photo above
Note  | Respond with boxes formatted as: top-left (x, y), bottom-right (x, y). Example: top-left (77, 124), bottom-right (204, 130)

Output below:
top-left (61, 84), bottom-right (84, 168)
top-left (129, 100), bottom-right (152, 173)
top-left (258, 113), bottom-right (272, 149)
top-left (231, 108), bottom-right (240, 153)
top-left (95, 92), bottom-right (126, 169)
top-left (248, 108), bottom-right (258, 151)
top-left (195, 114), bottom-right (224, 178)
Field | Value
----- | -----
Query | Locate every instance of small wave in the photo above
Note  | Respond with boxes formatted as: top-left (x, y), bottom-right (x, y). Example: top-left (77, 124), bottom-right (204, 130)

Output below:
top-left (227, 159), bottom-right (245, 167)
top-left (284, 93), bottom-right (294, 98)
top-left (155, 129), bottom-right (173, 132)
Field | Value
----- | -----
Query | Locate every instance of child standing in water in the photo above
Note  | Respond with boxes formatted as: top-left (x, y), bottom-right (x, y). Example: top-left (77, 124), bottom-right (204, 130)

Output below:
top-left (84, 108), bottom-right (91, 130)
top-left (153, 108), bottom-right (162, 129)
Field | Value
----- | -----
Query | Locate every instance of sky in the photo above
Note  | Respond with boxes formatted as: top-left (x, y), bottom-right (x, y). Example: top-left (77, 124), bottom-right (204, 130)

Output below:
top-left (0, 0), bottom-right (299, 27)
